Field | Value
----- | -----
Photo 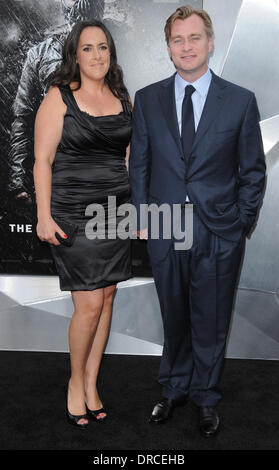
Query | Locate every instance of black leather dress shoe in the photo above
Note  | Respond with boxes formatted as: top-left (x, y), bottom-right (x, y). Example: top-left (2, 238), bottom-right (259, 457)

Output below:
top-left (149, 398), bottom-right (177, 424)
top-left (199, 406), bottom-right (220, 437)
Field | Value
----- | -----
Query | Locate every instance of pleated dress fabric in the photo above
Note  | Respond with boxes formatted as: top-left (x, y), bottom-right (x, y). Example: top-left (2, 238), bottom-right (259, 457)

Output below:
top-left (50, 85), bottom-right (132, 291)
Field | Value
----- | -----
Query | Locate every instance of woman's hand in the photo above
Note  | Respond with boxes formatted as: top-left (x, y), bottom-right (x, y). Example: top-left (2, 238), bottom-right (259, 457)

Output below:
top-left (137, 228), bottom-right (148, 240)
top-left (36, 216), bottom-right (67, 246)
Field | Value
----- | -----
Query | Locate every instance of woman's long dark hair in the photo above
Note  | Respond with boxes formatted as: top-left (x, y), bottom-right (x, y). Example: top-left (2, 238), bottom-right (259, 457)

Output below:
top-left (51, 20), bottom-right (129, 101)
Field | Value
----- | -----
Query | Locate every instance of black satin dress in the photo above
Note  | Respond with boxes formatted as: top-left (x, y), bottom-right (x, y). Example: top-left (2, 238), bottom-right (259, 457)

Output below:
top-left (50, 86), bottom-right (132, 291)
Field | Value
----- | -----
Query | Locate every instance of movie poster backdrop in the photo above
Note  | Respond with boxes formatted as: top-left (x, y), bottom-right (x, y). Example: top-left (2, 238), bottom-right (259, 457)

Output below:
top-left (0, 0), bottom-right (202, 275)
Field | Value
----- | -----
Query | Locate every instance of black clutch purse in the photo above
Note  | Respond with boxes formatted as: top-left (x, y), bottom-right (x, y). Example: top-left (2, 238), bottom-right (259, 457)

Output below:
top-left (53, 216), bottom-right (78, 247)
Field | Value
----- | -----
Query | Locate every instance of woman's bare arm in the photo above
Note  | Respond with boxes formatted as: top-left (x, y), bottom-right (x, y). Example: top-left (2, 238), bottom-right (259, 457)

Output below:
top-left (33, 86), bottom-right (67, 245)
top-left (125, 144), bottom-right (130, 171)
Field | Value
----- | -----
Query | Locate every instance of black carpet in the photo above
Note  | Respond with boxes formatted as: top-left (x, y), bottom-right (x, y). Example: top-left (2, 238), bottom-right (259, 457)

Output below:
top-left (0, 351), bottom-right (278, 451)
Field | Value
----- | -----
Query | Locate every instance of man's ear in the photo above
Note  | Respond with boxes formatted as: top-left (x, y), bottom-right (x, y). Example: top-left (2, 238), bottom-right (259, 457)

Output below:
top-left (208, 36), bottom-right (214, 53)
top-left (167, 45), bottom-right (172, 61)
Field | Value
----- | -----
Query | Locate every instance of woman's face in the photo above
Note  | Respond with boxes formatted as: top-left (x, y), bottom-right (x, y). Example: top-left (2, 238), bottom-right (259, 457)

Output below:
top-left (76, 26), bottom-right (110, 81)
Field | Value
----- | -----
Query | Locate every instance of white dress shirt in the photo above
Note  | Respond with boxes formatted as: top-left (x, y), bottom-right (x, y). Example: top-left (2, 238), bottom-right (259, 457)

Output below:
top-left (175, 67), bottom-right (212, 133)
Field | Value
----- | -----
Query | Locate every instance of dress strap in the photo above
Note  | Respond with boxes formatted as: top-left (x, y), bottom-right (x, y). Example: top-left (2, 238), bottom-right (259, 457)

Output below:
top-left (121, 99), bottom-right (130, 115)
top-left (57, 85), bottom-right (75, 109)
top-left (121, 91), bottom-right (132, 116)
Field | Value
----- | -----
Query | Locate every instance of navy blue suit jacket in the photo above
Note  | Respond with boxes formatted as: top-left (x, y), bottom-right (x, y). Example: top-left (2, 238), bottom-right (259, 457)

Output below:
top-left (129, 71), bottom-right (266, 260)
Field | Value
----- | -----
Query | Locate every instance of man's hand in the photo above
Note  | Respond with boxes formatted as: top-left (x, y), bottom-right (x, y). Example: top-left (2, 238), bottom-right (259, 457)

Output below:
top-left (137, 228), bottom-right (148, 240)
top-left (15, 191), bottom-right (32, 204)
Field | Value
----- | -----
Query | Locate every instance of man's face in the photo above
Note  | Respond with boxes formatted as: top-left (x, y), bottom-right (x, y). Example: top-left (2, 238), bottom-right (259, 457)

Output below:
top-left (167, 14), bottom-right (213, 82)
top-left (64, 0), bottom-right (76, 7)
top-left (62, 0), bottom-right (104, 24)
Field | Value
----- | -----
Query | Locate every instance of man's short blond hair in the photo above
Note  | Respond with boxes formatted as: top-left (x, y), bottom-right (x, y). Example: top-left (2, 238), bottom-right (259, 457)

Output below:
top-left (164, 5), bottom-right (214, 44)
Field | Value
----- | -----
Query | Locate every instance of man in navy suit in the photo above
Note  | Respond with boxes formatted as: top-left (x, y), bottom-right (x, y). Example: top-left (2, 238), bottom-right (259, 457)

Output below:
top-left (129, 5), bottom-right (265, 436)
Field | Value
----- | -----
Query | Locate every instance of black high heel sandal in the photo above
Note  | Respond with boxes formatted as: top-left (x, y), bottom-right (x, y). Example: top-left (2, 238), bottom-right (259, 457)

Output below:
top-left (65, 384), bottom-right (89, 429)
top-left (86, 404), bottom-right (107, 422)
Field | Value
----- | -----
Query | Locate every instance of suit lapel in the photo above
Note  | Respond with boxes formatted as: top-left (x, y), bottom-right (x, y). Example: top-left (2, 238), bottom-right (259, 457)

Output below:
top-left (159, 75), bottom-right (183, 154)
top-left (191, 73), bottom-right (227, 153)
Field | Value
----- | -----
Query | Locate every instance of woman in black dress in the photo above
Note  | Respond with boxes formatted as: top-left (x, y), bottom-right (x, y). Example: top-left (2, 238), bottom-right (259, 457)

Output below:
top-left (33, 20), bottom-right (132, 428)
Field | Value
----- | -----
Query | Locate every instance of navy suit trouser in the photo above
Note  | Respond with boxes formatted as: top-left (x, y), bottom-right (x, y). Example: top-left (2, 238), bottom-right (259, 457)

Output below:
top-left (149, 208), bottom-right (245, 406)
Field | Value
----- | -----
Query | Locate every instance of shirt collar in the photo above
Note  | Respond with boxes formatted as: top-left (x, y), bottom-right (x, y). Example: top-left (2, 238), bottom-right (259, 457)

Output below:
top-left (175, 67), bottom-right (212, 99)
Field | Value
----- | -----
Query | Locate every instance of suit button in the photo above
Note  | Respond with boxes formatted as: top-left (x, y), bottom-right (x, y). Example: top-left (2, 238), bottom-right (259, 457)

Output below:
top-left (185, 179), bottom-right (189, 184)
top-left (180, 156), bottom-right (184, 160)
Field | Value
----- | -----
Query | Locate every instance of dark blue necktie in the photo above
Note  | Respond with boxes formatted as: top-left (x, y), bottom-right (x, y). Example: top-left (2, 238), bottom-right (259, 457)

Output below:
top-left (181, 85), bottom-right (196, 163)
